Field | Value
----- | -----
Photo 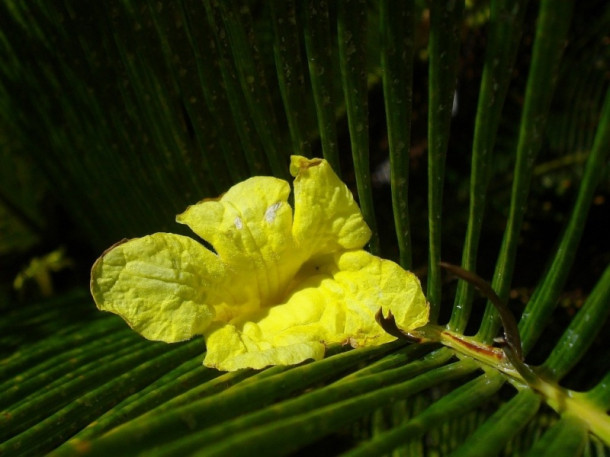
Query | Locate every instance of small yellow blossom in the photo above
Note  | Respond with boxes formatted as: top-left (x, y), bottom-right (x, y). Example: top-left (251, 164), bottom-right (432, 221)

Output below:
top-left (90, 156), bottom-right (429, 371)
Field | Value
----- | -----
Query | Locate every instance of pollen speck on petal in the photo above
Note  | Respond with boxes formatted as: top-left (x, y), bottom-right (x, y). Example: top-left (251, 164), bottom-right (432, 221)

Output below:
top-left (264, 202), bottom-right (282, 223)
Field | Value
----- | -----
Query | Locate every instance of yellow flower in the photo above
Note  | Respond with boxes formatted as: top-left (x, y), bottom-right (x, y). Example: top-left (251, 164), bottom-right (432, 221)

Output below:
top-left (90, 156), bottom-right (429, 371)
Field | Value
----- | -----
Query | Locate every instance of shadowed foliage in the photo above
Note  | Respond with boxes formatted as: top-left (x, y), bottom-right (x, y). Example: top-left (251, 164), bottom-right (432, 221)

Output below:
top-left (1, 0), bottom-right (609, 455)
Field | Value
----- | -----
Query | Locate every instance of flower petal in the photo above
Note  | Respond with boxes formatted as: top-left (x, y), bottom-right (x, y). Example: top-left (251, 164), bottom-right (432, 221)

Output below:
top-left (91, 233), bottom-right (222, 342)
top-left (204, 326), bottom-right (326, 371)
top-left (202, 250), bottom-right (429, 371)
top-left (290, 155), bottom-right (371, 255)
top-left (318, 250), bottom-right (430, 346)
top-left (202, 276), bottom-right (331, 370)
top-left (176, 176), bottom-right (307, 305)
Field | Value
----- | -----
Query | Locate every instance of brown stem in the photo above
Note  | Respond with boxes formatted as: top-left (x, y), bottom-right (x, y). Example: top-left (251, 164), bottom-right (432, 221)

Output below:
top-left (439, 262), bottom-right (523, 361)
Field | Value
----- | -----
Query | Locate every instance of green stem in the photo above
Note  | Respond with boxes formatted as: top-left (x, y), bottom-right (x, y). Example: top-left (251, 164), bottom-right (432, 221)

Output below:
top-left (524, 414), bottom-right (589, 457)
top-left (270, 0), bottom-right (311, 157)
top-left (1, 341), bottom-right (202, 456)
top-left (542, 263), bottom-right (610, 381)
top-left (450, 389), bottom-right (541, 457)
top-left (58, 343), bottom-right (399, 456)
top-left (178, 0), bottom-right (250, 182)
top-left (215, 2), bottom-right (288, 178)
top-left (449, 0), bottom-right (528, 331)
top-left (64, 357), bottom-right (219, 442)
top-left (426, 0), bottom-right (464, 322)
top-left (380, 0), bottom-right (415, 269)
top-left (519, 85), bottom-right (610, 354)
top-left (301, 0), bottom-right (340, 173)
top-left (378, 315), bottom-right (610, 447)
top-left (193, 360), bottom-right (478, 457)
top-left (342, 372), bottom-right (505, 457)
top-left (203, 1), bottom-right (273, 177)
top-left (477, 0), bottom-right (575, 342)
top-left (586, 371), bottom-right (610, 410)
top-left (337, 0), bottom-right (379, 254)
top-left (148, 349), bottom-right (453, 456)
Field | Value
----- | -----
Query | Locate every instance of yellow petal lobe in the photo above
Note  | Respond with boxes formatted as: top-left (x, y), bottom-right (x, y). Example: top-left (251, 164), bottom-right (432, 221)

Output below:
top-left (176, 176), bottom-right (307, 306)
top-left (324, 250), bottom-right (429, 345)
top-left (91, 233), bottom-right (220, 342)
top-left (290, 155), bottom-right (372, 255)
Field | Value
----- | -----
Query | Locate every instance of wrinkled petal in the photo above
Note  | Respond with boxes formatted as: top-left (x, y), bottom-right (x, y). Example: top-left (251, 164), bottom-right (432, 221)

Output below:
top-left (202, 250), bottom-right (429, 371)
top-left (91, 233), bottom-right (222, 342)
top-left (290, 156), bottom-right (371, 255)
top-left (318, 250), bottom-right (429, 346)
top-left (203, 276), bottom-right (330, 371)
top-left (204, 327), bottom-right (326, 371)
top-left (176, 176), bottom-right (307, 305)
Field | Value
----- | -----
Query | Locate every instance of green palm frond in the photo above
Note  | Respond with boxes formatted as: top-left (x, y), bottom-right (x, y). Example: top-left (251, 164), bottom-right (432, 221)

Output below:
top-left (1, 0), bottom-right (609, 456)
